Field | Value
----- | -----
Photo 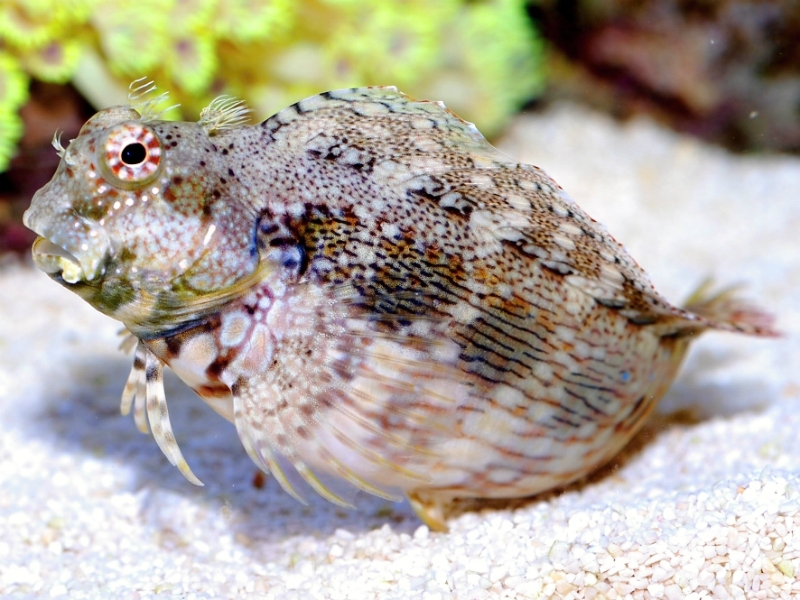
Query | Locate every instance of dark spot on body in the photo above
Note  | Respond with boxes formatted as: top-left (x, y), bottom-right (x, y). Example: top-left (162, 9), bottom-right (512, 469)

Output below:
top-left (206, 360), bottom-right (228, 380)
top-left (165, 335), bottom-right (183, 356)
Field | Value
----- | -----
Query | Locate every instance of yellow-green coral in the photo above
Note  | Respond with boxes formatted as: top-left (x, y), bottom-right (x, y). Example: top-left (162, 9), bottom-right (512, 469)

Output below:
top-left (0, 51), bottom-right (29, 171)
top-left (0, 0), bottom-right (543, 173)
top-left (18, 37), bottom-right (83, 82)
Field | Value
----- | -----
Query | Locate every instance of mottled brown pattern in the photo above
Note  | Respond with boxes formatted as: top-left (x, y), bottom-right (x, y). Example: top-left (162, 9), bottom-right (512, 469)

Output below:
top-left (24, 85), bottom-right (776, 530)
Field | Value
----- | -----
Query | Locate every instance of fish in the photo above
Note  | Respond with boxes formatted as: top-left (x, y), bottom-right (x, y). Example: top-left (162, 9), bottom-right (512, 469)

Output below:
top-left (23, 80), bottom-right (777, 531)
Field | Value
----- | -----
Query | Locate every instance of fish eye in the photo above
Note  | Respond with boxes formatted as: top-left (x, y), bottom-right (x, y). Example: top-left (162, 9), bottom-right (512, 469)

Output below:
top-left (101, 123), bottom-right (163, 188)
top-left (121, 142), bottom-right (147, 165)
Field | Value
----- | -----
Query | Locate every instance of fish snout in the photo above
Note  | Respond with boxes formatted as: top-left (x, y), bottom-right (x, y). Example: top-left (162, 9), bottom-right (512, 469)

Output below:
top-left (25, 202), bottom-right (111, 284)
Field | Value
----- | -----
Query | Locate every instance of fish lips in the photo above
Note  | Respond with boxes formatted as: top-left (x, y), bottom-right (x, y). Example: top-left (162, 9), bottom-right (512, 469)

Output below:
top-left (25, 211), bottom-right (111, 285)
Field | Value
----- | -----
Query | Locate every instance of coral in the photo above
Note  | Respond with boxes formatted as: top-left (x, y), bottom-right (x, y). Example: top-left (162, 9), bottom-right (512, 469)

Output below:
top-left (0, 51), bottom-right (29, 171)
top-left (0, 0), bottom-right (543, 172)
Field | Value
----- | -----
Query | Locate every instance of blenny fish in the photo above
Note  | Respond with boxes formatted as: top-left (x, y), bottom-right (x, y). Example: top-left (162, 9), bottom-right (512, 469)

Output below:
top-left (24, 82), bottom-right (776, 531)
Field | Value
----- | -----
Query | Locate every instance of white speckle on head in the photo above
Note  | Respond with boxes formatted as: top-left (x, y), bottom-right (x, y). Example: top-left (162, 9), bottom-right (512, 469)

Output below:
top-left (125, 198), bottom-right (134, 207)
top-left (203, 224), bottom-right (217, 246)
top-left (270, 279), bottom-right (286, 299)
top-left (113, 201), bottom-right (121, 210)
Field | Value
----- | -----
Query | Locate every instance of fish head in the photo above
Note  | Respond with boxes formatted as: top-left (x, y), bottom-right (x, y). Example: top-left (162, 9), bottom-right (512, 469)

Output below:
top-left (24, 105), bottom-right (259, 334)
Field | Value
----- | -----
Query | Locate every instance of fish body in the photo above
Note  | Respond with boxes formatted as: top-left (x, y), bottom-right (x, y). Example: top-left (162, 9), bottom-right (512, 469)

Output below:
top-left (24, 85), bottom-right (776, 530)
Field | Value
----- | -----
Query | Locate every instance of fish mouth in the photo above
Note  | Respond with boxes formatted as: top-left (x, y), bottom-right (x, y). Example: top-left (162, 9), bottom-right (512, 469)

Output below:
top-left (31, 237), bottom-right (88, 284)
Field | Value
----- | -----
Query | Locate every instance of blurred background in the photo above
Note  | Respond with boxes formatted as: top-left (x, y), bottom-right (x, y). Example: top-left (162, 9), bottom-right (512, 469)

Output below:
top-left (0, 0), bottom-right (798, 256)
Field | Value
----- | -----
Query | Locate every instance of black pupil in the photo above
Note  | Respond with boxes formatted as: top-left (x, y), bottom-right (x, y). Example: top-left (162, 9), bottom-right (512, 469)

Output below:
top-left (120, 143), bottom-right (147, 165)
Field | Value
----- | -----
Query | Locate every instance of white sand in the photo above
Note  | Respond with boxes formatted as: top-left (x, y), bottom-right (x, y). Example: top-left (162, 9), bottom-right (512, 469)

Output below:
top-left (1, 104), bottom-right (798, 599)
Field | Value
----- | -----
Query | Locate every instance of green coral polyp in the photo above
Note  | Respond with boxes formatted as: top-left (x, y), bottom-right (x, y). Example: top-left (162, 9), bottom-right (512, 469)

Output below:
top-left (0, 0), bottom-right (543, 174)
top-left (20, 38), bottom-right (82, 82)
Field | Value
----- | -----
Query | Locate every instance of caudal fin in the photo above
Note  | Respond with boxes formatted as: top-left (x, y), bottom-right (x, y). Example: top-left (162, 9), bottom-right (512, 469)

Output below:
top-left (682, 279), bottom-right (779, 338)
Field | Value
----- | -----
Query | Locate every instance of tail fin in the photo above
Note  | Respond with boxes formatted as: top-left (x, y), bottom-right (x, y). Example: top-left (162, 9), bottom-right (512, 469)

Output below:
top-left (681, 279), bottom-right (780, 338)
